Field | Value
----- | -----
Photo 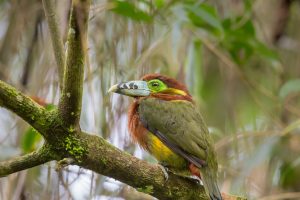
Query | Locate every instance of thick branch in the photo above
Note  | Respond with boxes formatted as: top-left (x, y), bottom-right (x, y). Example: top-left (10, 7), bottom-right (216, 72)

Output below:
top-left (0, 80), bottom-right (51, 137)
top-left (42, 0), bottom-right (66, 90)
top-left (58, 0), bottom-right (90, 128)
top-left (77, 132), bottom-right (208, 200)
top-left (0, 145), bottom-right (54, 177)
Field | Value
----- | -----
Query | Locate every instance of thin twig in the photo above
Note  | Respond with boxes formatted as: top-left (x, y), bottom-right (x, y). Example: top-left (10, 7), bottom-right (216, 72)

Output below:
top-left (42, 0), bottom-right (66, 91)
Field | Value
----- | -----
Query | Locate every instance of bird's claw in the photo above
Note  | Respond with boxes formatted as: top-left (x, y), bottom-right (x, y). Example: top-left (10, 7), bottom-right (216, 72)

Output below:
top-left (55, 158), bottom-right (74, 171)
top-left (189, 176), bottom-right (201, 185)
top-left (158, 165), bottom-right (169, 181)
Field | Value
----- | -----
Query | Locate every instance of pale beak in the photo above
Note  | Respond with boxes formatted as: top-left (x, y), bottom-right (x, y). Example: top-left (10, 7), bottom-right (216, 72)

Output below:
top-left (108, 80), bottom-right (150, 97)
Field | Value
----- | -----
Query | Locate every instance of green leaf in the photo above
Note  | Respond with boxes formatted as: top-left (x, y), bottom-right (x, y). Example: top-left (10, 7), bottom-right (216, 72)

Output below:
top-left (21, 127), bottom-right (42, 153)
top-left (243, 0), bottom-right (253, 14)
top-left (21, 103), bottom-right (54, 153)
top-left (221, 17), bottom-right (279, 65)
top-left (279, 79), bottom-right (300, 100)
top-left (185, 3), bottom-right (223, 35)
top-left (222, 17), bottom-right (255, 38)
top-left (280, 158), bottom-right (300, 188)
top-left (111, 1), bottom-right (153, 22)
top-left (45, 104), bottom-right (56, 111)
top-left (254, 42), bottom-right (278, 61)
top-left (154, 0), bottom-right (165, 8)
top-left (221, 18), bottom-right (254, 64)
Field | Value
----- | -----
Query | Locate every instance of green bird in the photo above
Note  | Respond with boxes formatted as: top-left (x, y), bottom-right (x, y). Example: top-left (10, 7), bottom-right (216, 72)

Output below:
top-left (109, 74), bottom-right (222, 200)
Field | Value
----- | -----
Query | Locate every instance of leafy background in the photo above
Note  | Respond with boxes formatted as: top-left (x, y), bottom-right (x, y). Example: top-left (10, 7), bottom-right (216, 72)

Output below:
top-left (0, 0), bottom-right (300, 199)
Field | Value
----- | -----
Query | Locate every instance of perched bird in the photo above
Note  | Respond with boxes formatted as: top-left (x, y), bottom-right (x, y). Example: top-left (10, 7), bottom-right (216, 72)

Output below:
top-left (108, 74), bottom-right (222, 200)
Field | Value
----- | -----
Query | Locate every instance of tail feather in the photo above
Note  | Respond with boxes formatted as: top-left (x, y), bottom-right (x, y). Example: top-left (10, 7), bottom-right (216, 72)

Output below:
top-left (207, 181), bottom-right (222, 200)
top-left (201, 169), bottom-right (222, 200)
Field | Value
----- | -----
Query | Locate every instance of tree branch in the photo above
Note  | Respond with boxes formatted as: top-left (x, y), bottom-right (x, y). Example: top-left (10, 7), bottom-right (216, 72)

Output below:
top-left (58, 0), bottom-right (90, 128)
top-left (0, 80), bottom-right (51, 137)
top-left (0, 145), bottom-right (54, 177)
top-left (42, 0), bottom-right (66, 91)
top-left (77, 132), bottom-right (208, 200)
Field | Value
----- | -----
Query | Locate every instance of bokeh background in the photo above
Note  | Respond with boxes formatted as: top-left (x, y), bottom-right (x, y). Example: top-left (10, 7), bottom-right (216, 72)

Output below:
top-left (0, 0), bottom-right (300, 199)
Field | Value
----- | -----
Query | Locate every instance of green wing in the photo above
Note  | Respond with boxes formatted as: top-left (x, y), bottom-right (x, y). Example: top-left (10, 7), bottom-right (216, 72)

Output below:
top-left (138, 98), bottom-right (216, 168)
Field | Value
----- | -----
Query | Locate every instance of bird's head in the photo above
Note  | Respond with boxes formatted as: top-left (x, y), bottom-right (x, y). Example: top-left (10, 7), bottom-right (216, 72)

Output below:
top-left (108, 74), bottom-right (191, 99)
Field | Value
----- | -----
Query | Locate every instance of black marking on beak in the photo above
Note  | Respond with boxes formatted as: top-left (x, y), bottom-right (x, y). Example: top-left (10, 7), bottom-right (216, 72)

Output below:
top-left (129, 82), bottom-right (134, 89)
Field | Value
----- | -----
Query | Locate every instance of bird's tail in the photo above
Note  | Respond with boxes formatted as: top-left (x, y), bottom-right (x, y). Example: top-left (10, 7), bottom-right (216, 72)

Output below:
top-left (201, 168), bottom-right (222, 200)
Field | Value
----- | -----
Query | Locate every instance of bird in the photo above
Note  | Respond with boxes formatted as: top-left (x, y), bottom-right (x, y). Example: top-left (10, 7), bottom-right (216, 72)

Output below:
top-left (108, 73), bottom-right (222, 200)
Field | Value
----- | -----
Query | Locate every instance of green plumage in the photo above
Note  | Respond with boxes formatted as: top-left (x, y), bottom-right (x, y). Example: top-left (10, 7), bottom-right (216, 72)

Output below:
top-left (138, 97), bottom-right (222, 200)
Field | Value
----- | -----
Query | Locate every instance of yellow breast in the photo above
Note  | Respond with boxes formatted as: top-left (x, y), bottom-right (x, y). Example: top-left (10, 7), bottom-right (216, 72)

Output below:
top-left (147, 133), bottom-right (187, 168)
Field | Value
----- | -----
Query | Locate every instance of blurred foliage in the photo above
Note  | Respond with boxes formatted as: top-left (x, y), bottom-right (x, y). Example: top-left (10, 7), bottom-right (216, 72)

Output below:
top-left (0, 0), bottom-right (300, 199)
top-left (21, 104), bottom-right (55, 153)
top-left (111, 0), bottom-right (153, 22)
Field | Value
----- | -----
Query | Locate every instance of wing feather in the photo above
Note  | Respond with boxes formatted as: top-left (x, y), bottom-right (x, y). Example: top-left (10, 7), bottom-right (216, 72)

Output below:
top-left (138, 98), bottom-right (214, 168)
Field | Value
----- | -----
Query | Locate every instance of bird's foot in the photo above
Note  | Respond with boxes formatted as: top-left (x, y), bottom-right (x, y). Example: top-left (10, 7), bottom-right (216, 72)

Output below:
top-left (188, 176), bottom-right (201, 185)
top-left (173, 173), bottom-right (201, 185)
top-left (167, 170), bottom-right (201, 185)
top-left (158, 164), bottom-right (169, 181)
top-left (55, 158), bottom-right (74, 171)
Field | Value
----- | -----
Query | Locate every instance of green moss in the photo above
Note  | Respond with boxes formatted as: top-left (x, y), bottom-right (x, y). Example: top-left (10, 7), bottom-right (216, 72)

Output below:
top-left (64, 135), bottom-right (87, 162)
top-left (101, 158), bottom-right (107, 165)
top-left (137, 185), bottom-right (154, 195)
top-left (68, 125), bottom-right (75, 133)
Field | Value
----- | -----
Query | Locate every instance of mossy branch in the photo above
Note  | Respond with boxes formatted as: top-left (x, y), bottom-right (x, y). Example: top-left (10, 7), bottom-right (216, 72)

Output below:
top-left (0, 80), bottom-right (51, 137)
top-left (42, 0), bottom-right (66, 91)
top-left (58, 0), bottom-right (90, 129)
top-left (0, 145), bottom-right (54, 177)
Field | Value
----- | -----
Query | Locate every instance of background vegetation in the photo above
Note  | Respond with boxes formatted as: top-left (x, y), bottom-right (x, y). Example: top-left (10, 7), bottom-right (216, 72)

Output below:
top-left (0, 0), bottom-right (300, 199)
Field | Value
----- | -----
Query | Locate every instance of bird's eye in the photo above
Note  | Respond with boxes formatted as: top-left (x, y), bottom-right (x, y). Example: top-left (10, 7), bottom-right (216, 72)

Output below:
top-left (151, 82), bottom-right (159, 87)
